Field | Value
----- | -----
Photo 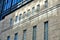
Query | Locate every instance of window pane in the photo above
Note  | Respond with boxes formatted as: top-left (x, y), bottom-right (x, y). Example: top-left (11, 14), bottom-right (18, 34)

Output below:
top-left (27, 9), bottom-right (30, 16)
top-left (23, 12), bottom-right (26, 18)
top-left (32, 7), bottom-right (35, 13)
top-left (12, 0), bottom-right (23, 6)
top-left (14, 33), bottom-right (18, 40)
top-left (15, 16), bottom-right (18, 22)
top-left (3, 0), bottom-right (7, 11)
top-left (7, 0), bottom-right (11, 8)
top-left (33, 26), bottom-right (37, 40)
top-left (45, 0), bottom-right (48, 7)
top-left (6, 0), bottom-right (8, 3)
top-left (44, 21), bottom-right (48, 40)
top-left (10, 18), bottom-right (12, 27)
top-left (17, 0), bottom-right (22, 3)
top-left (12, 0), bottom-right (17, 5)
top-left (3, 0), bottom-right (11, 11)
top-left (7, 36), bottom-right (10, 40)
top-left (4, 4), bottom-right (7, 10)
top-left (19, 14), bottom-right (22, 20)
top-left (36, 4), bottom-right (40, 11)
top-left (23, 30), bottom-right (26, 40)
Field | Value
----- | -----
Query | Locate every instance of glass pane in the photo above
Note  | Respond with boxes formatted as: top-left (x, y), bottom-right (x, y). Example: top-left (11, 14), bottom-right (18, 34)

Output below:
top-left (7, 36), bottom-right (10, 40)
top-left (45, 0), bottom-right (48, 7)
top-left (10, 18), bottom-right (12, 27)
top-left (7, 0), bottom-right (11, 8)
top-left (3, 0), bottom-right (11, 11)
top-left (33, 26), bottom-right (37, 40)
top-left (15, 16), bottom-right (19, 22)
top-left (14, 33), bottom-right (18, 40)
top-left (27, 9), bottom-right (30, 16)
top-left (37, 4), bottom-right (40, 11)
top-left (12, 0), bottom-right (22, 6)
top-left (44, 21), bottom-right (48, 40)
top-left (12, 0), bottom-right (16, 5)
top-left (17, 0), bottom-right (22, 3)
top-left (32, 7), bottom-right (35, 13)
top-left (23, 30), bottom-right (26, 40)
top-left (19, 14), bottom-right (22, 20)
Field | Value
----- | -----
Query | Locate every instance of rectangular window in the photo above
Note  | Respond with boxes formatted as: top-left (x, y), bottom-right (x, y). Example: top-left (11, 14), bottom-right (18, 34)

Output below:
top-left (32, 7), bottom-right (35, 13)
top-left (37, 4), bottom-right (40, 11)
top-left (23, 29), bottom-right (27, 40)
top-left (27, 9), bottom-right (30, 16)
top-left (23, 12), bottom-right (26, 18)
top-left (44, 21), bottom-right (48, 40)
top-left (32, 26), bottom-right (37, 40)
top-left (15, 16), bottom-right (18, 22)
top-left (7, 36), bottom-right (10, 40)
top-left (14, 33), bottom-right (18, 40)
top-left (19, 14), bottom-right (22, 20)
top-left (10, 18), bottom-right (12, 27)
top-left (45, 0), bottom-right (48, 7)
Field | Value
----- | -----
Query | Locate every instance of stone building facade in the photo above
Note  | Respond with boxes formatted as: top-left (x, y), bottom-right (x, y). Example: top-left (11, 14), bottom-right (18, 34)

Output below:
top-left (0, 0), bottom-right (60, 40)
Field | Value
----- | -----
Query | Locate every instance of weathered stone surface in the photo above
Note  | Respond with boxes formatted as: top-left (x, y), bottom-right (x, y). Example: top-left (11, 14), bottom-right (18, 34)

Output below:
top-left (0, 0), bottom-right (60, 40)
